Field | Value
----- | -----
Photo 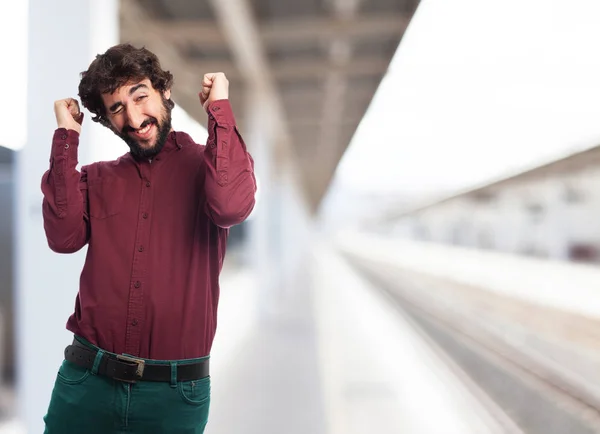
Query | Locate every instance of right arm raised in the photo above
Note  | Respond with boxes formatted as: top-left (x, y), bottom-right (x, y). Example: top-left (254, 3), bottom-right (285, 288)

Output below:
top-left (41, 98), bottom-right (89, 253)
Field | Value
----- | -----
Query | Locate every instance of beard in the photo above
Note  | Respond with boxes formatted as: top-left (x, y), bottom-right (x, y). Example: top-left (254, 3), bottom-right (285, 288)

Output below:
top-left (118, 97), bottom-right (172, 160)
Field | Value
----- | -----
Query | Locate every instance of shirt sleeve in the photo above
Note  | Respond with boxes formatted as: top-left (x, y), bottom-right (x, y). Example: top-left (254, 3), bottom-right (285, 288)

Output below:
top-left (203, 99), bottom-right (257, 228)
top-left (40, 128), bottom-right (90, 253)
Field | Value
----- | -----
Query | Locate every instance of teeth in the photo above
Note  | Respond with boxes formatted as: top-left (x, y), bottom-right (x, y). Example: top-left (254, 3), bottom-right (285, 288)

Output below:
top-left (137, 124), bottom-right (151, 134)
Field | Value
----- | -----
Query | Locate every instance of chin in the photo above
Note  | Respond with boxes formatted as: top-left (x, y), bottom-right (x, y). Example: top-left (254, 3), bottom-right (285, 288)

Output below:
top-left (140, 141), bottom-right (157, 150)
top-left (133, 135), bottom-right (157, 149)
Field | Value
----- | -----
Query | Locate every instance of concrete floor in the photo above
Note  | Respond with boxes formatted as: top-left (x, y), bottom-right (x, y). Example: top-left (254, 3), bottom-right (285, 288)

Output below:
top-left (0, 244), bottom-right (496, 433)
top-left (207, 266), bottom-right (327, 434)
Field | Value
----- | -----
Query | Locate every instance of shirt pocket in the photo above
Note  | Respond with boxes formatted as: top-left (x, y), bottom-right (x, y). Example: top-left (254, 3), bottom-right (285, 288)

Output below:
top-left (88, 178), bottom-right (126, 219)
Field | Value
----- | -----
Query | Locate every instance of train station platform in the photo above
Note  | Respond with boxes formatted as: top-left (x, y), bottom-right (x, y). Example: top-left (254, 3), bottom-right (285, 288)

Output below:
top-left (0, 241), bottom-right (507, 433)
top-left (2, 233), bottom-right (600, 433)
top-left (203, 242), bottom-right (512, 434)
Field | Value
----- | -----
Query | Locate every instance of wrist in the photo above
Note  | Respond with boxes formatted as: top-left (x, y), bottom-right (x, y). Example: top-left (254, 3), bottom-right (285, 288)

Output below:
top-left (53, 128), bottom-right (80, 142)
top-left (207, 98), bottom-right (228, 108)
top-left (57, 122), bottom-right (81, 134)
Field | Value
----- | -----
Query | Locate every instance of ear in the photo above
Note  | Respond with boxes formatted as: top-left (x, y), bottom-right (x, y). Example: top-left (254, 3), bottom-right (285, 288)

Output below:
top-left (164, 88), bottom-right (171, 100)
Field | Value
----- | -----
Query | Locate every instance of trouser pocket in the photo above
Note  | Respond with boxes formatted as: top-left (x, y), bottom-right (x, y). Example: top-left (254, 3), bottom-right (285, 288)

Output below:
top-left (177, 376), bottom-right (211, 405)
top-left (44, 360), bottom-right (116, 434)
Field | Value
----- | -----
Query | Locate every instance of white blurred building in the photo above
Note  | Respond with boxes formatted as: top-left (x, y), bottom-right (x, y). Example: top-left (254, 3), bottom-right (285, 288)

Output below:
top-left (382, 144), bottom-right (600, 263)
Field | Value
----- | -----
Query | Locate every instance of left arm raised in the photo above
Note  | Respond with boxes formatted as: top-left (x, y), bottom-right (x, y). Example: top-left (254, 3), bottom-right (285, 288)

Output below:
top-left (200, 73), bottom-right (256, 228)
top-left (203, 98), bottom-right (257, 228)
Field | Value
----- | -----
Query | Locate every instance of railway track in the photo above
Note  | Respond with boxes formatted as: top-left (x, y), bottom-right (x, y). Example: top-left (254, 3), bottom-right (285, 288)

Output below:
top-left (344, 254), bottom-right (600, 434)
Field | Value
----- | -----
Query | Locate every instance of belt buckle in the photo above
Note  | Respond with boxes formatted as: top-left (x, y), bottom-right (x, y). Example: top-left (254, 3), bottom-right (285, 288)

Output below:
top-left (116, 354), bottom-right (146, 383)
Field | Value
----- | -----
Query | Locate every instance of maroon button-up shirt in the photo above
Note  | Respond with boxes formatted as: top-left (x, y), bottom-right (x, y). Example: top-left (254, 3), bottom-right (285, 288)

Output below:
top-left (41, 100), bottom-right (256, 359)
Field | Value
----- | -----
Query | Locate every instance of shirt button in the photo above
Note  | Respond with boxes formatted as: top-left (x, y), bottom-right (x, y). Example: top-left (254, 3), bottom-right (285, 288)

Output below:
top-left (132, 319), bottom-right (138, 326)
top-left (134, 281), bottom-right (141, 288)
top-left (64, 144), bottom-right (70, 149)
top-left (138, 246), bottom-right (144, 252)
top-left (61, 134), bottom-right (67, 140)
top-left (142, 212), bottom-right (148, 219)
top-left (146, 181), bottom-right (151, 187)
top-left (212, 106), bottom-right (220, 112)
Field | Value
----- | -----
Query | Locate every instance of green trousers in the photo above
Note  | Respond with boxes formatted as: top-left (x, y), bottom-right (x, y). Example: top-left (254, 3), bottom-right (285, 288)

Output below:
top-left (43, 337), bottom-right (211, 433)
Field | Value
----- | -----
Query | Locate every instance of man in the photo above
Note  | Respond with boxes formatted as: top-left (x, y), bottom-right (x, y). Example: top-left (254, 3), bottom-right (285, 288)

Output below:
top-left (41, 43), bottom-right (257, 433)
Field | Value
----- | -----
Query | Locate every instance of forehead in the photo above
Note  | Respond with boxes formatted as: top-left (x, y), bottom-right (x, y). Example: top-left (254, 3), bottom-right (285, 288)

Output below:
top-left (102, 78), bottom-right (154, 103)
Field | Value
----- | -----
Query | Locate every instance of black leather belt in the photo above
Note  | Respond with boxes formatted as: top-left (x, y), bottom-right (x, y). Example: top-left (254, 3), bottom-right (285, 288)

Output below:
top-left (64, 339), bottom-right (209, 383)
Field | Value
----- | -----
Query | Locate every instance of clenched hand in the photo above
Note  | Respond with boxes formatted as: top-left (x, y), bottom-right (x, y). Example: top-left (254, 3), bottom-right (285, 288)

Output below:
top-left (54, 98), bottom-right (84, 134)
top-left (199, 72), bottom-right (229, 112)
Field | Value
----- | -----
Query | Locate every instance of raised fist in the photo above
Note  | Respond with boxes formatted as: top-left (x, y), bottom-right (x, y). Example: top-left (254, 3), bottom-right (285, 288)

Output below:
top-left (199, 72), bottom-right (229, 112)
top-left (54, 98), bottom-right (84, 134)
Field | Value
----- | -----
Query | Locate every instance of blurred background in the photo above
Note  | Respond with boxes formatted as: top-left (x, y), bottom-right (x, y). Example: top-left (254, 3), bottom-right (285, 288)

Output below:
top-left (2, 0), bottom-right (600, 432)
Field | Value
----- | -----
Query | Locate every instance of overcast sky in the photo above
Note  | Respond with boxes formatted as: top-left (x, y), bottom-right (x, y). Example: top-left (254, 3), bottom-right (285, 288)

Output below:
top-left (334, 0), bottom-right (600, 200)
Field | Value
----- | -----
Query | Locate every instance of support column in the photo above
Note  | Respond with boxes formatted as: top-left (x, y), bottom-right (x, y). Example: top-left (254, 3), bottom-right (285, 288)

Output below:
top-left (277, 164), bottom-right (314, 291)
top-left (15, 2), bottom-right (118, 432)
top-left (244, 88), bottom-right (316, 320)
top-left (244, 89), bottom-right (279, 319)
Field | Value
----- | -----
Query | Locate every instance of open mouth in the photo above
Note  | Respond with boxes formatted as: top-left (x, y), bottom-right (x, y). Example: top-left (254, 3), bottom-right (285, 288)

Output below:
top-left (131, 122), bottom-right (155, 140)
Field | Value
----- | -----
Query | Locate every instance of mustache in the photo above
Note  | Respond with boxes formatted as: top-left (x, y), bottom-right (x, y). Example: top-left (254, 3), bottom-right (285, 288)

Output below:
top-left (121, 117), bottom-right (158, 134)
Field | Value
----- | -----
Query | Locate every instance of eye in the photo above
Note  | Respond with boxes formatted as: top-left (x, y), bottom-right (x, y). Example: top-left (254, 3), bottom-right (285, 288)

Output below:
top-left (111, 107), bottom-right (123, 116)
top-left (135, 95), bottom-right (148, 103)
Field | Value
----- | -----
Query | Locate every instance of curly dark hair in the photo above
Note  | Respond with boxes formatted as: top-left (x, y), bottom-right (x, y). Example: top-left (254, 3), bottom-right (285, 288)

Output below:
top-left (78, 44), bottom-right (174, 127)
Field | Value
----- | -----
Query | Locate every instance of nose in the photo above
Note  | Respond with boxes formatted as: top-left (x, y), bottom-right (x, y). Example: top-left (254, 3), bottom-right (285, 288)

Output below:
top-left (125, 105), bottom-right (144, 130)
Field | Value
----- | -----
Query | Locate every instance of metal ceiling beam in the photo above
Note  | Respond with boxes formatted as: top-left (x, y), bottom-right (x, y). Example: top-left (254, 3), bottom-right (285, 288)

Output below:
top-left (127, 13), bottom-right (411, 48)
top-left (191, 55), bottom-right (390, 81)
top-left (281, 87), bottom-right (375, 104)
top-left (206, 0), bottom-right (303, 193)
top-left (286, 102), bottom-right (369, 119)
top-left (290, 117), bottom-right (360, 128)
top-left (310, 0), bottom-right (364, 212)
top-left (120, 0), bottom-right (208, 127)
top-left (119, 0), bottom-right (414, 212)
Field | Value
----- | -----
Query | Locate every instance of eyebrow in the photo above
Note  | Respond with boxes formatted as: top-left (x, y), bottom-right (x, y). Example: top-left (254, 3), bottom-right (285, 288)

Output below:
top-left (108, 83), bottom-right (149, 113)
